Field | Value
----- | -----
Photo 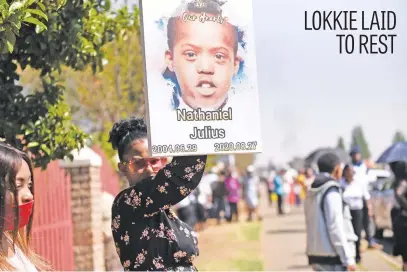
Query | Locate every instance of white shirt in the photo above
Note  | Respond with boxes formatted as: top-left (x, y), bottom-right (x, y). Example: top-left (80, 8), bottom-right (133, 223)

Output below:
top-left (197, 182), bottom-right (211, 206)
top-left (9, 246), bottom-right (38, 272)
top-left (198, 173), bottom-right (218, 208)
top-left (294, 184), bottom-right (302, 194)
top-left (353, 163), bottom-right (368, 185)
top-left (340, 178), bottom-right (370, 210)
top-left (175, 195), bottom-right (192, 209)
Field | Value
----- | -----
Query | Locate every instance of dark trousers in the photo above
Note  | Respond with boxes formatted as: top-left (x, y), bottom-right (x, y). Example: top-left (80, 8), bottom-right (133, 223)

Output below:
top-left (227, 202), bottom-right (238, 222)
top-left (178, 205), bottom-right (197, 228)
top-left (295, 194), bottom-right (301, 206)
top-left (195, 202), bottom-right (207, 223)
top-left (277, 194), bottom-right (284, 214)
top-left (392, 208), bottom-right (407, 262)
top-left (362, 200), bottom-right (374, 244)
top-left (213, 197), bottom-right (226, 223)
top-left (350, 209), bottom-right (364, 262)
top-left (268, 190), bottom-right (273, 206)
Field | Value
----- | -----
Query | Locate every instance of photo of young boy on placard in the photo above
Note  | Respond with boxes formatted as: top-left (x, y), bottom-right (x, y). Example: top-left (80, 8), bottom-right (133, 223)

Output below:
top-left (163, 0), bottom-right (242, 111)
top-left (140, 0), bottom-right (262, 157)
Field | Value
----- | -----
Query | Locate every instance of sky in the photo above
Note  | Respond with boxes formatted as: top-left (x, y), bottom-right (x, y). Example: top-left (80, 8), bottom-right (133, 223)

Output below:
top-left (117, 0), bottom-right (407, 165)
top-left (251, 0), bottom-right (407, 165)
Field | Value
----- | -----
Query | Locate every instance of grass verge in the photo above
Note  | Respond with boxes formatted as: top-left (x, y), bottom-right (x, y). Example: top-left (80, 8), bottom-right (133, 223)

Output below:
top-left (195, 221), bottom-right (263, 271)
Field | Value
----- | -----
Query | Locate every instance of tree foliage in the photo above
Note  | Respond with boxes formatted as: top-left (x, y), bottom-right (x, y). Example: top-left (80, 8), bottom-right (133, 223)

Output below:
top-left (235, 154), bottom-right (256, 174)
top-left (0, 0), bottom-right (136, 169)
top-left (336, 136), bottom-right (346, 151)
top-left (61, 7), bottom-right (144, 161)
top-left (205, 155), bottom-right (221, 171)
top-left (0, 0), bottom-right (55, 54)
top-left (392, 131), bottom-right (406, 144)
top-left (350, 126), bottom-right (371, 159)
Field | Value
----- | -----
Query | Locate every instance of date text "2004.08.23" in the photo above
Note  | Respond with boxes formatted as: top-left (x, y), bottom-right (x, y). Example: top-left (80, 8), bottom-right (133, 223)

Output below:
top-left (214, 141), bottom-right (258, 152)
top-left (151, 144), bottom-right (198, 154)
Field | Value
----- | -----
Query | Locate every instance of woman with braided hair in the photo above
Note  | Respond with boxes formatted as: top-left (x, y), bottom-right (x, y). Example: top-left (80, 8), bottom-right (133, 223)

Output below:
top-left (109, 117), bottom-right (207, 271)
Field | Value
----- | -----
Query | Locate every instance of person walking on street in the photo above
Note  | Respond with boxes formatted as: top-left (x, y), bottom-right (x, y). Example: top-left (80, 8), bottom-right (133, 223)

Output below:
top-left (294, 179), bottom-right (303, 206)
top-left (225, 170), bottom-right (241, 222)
top-left (267, 170), bottom-right (276, 207)
top-left (273, 169), bottom-right (286, 215)
top-left (243, 165), bottom-right (262, 221)
top-left (350, 147), bottom-right (382, 250)
top-left (199, 168), bottom-right (218, 219)
top-left (305, 167), bottom-right (315, 189)
top-left (176, 194), bottom-right (198, 231)
top-left (211, 170), bottom-right (228, 225)
top-left (296, 168), bottom-right (306, 201)
top-left (194, 185), bottom-right (208, 232)
top-left (340, 164), bottom-right (372, 264)
top-left (389, 161), bottom-right (407, 271)
top-left (304, 153), bottom-right (357, 272)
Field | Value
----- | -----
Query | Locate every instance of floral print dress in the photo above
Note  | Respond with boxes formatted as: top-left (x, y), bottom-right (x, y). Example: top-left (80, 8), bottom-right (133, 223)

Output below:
top-left (112, 155), bottom-right (207, 271)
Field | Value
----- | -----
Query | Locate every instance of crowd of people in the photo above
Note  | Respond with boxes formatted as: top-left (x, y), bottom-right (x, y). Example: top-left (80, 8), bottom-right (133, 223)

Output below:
top-left (265, 166), bottom-right (315, 215)
top-left (174, 163), bottom-right (263, 232)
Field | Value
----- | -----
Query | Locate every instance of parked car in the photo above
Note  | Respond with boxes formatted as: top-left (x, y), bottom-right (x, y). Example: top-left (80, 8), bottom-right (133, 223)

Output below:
top-left (366, 168), bottom-right (392, 184)
top-left (369, 175), bottom-right (395, 238)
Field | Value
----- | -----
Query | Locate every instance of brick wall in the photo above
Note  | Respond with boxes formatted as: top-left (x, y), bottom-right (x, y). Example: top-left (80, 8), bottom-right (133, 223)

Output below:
top-left (101, 191), bottom-right (122, 270)
top-left (60, 146), bottom-right (122, 271)
top-left (63, 164), bottom-right (105, 271)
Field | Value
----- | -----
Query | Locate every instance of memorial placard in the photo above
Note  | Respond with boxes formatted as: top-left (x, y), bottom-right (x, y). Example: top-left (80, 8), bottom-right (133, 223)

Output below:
top-left (140, 0), bottom-right (262, 156)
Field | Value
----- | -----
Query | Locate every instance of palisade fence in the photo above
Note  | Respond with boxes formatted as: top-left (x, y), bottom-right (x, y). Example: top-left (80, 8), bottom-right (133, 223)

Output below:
top-left (30, 146), bottom-right (121, 271)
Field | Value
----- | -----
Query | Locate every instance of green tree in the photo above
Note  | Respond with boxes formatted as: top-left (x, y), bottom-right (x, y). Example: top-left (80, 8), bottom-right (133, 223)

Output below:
top-left (1, 0), bottom-right (135, 169)
top-left (235, 154), bottom-right (256, 174)
top-left (392, 131), bottom-right (406, 144)
top-left (0, 0), bottom-right (53, 54)
top-left (60, 8), bottom-right (143, 161)
top-left (336, 136), bottom-right (346, 150)
top-left (205, 155), bottom-right (221, 172)
top-left (350, 126), bottom-right (371, 159)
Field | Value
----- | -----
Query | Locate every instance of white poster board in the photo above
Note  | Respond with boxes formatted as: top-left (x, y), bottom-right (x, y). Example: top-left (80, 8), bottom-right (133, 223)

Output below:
top-left (140, 0), bottom-right (262, 157)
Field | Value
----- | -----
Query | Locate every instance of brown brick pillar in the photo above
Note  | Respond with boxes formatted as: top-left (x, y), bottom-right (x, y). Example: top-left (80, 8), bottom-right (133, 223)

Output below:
top-left (61, 147), bottom-right (105, 271)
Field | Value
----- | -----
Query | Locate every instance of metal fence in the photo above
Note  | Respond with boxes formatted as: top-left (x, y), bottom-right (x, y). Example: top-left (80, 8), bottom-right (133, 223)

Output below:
top-left (31, 161), bottom-right (75, 271)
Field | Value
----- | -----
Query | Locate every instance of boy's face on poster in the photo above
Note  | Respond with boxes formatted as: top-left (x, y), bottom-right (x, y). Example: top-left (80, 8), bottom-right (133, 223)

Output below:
top-left (165, 13), bottom-right (240, 109)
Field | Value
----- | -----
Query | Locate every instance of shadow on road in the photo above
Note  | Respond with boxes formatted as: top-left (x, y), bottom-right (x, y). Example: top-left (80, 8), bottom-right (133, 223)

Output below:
top-left (286, 264), bottom-right (311, 270)
top-left (376, 236), bottom-right (395, 256)
top-left (263, 210), bottom-right (304, 219)
top-left (293, 252), bottom-right (306, 257)
top-left (266, 228), bottom-right (306, 235)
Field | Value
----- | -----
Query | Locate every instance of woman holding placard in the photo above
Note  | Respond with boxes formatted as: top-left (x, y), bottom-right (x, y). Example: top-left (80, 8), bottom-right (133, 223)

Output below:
top-left (108, 117), bottom-right (207, 271)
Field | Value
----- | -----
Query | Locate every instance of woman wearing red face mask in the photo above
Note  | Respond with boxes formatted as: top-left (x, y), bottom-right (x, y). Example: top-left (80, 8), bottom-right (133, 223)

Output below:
top-left (109, 117), bottom-right (207, 271)
top-left (0, 142), bottom-right (50, 271)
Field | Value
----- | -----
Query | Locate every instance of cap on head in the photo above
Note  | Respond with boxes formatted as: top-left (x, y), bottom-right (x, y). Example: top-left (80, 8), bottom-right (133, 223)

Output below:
top-left (349, 146), bottom-right (360, 156)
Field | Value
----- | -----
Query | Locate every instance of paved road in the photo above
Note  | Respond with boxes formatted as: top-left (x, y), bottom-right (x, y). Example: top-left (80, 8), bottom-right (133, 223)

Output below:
top-left (260, 193), bottom-right (403, 271)
top-left (261, 205), bottom-right (312, 271)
